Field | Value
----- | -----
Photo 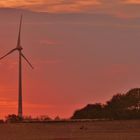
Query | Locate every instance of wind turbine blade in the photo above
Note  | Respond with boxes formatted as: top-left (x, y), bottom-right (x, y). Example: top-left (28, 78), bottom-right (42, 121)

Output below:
top-left (17, 15), bottom-right (23, 47)
top-left (0, 48), bottom-right (17, 60)
top-left (21, 53), bottom-right (34, 69)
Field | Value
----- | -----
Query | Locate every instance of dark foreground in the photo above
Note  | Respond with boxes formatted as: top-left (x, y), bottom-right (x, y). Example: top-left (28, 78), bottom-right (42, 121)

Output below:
top-left (1, 120), bottom-right (140, 140)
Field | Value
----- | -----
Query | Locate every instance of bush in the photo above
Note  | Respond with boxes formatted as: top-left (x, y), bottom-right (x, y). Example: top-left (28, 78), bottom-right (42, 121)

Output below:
top-left (5, 114), bottom-right (22, 123)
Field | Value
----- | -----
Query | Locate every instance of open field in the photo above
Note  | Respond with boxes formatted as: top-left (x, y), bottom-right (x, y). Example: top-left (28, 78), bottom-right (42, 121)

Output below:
top-left (0, 120), bottom-right (140, 140)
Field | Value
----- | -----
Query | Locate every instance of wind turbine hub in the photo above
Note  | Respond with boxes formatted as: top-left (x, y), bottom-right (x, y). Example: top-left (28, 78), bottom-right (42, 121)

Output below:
top-left (17, 46), bottom-right (23, 51)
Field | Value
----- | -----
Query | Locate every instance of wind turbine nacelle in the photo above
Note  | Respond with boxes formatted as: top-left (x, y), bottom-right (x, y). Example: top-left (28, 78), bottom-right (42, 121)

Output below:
top-left (17, 46), bottom-right (23, 51)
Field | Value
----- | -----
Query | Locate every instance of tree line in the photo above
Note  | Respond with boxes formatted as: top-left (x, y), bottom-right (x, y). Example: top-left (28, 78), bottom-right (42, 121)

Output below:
top-left (71, 88), bottom-right (140, 120)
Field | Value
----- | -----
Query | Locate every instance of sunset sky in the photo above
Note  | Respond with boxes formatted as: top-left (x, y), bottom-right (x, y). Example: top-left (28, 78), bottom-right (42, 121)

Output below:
top-left (0, 0), bottom-right (140, 15)
top-left (0, 0), bottom-right (139, 119)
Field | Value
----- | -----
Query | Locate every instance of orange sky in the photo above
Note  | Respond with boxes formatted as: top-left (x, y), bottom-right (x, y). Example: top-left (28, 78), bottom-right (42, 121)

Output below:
top-left (0, 0), bottom-right (140, 13)
top-left (0, 1), bottom-right (139, 119)
top-left (126, 0), bottom-right (140, 4)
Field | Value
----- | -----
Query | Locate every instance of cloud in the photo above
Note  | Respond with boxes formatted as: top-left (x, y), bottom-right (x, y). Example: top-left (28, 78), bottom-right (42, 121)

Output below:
top-left (0, 0), bottom-right (39, 7)
top-left (0, 0), bottom-right (139, 17)
top-left (24, 0), bottom-right (101, 13)
top-left (0, 0), bottom-right (101, 12)
top-left (94, 0), bottom-right (140, 18)
top-left (123, 0), bottom-right (140, 4)
top-left (36, 60), bottom-right (63, 65)
top-left (99, 0), bottom-right (140, 5)
top-left (40, 38), bottom-right (60, 46)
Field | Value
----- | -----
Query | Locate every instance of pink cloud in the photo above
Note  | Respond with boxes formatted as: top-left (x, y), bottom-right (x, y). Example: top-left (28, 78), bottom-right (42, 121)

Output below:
top-left (123, 0), bottom-right (140, 4)
top-left (40, 39), bottom-right (60, 46)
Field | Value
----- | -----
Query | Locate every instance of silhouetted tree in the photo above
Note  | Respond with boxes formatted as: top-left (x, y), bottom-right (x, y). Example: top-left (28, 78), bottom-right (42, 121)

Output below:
top-left (5, 114), bottom-right (22, 122)
top-left (40, 115), bottom-right (52, 121)
top-left (71, 103), bottom-right (104, 119)
top-left (71, 88), bottom-right (140, 120)
top-left (54, 116), bottom-right (61, 121)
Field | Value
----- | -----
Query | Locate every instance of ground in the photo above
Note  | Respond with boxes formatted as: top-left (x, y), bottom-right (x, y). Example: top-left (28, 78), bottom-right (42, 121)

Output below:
top-left (0, 120), bottom-right (140, 140)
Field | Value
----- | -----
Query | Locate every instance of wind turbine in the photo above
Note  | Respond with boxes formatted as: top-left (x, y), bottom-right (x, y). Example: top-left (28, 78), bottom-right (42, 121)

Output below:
top-left (0, 15), bottom-right (34, 119)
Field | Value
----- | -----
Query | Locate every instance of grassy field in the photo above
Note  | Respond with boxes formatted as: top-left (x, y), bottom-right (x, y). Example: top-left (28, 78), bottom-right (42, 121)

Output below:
top-left (0, 120), bottom-right (140, 140)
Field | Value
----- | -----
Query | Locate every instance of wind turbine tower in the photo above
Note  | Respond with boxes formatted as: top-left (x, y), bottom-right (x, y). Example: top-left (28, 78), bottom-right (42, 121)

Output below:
top-left (0, 15), bottom-right (34, 119)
